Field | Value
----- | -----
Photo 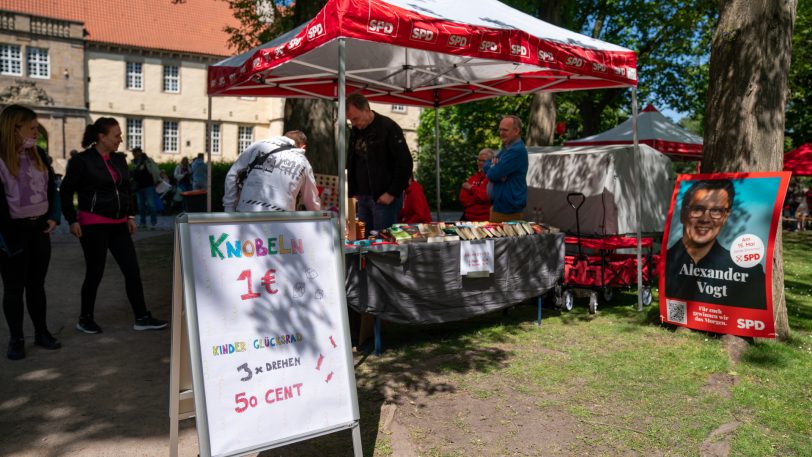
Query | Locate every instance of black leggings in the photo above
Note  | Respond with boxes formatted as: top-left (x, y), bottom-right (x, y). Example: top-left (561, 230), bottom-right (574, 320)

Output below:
top-left (78, 223), bottom-right (147, 319)
top-left (1, 220), bottom-right (51, 340)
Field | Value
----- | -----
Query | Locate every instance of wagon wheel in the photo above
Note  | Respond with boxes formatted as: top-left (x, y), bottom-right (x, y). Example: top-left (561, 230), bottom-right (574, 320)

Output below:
top-left (561, 290), bottom-right (574, 312)
top-left (588, 292), bottom-right (598, 314)
top-left (641, 287), bottom-right (653, 306)
top-left (602, 287), bottom-right (613, 303)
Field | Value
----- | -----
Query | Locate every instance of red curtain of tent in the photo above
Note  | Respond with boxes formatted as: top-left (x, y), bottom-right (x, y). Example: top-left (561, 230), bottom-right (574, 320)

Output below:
top-left (784, 143), bottom-right (812, 176)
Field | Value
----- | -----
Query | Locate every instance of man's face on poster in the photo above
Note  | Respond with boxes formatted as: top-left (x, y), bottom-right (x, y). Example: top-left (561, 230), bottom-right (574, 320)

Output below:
top-left (682, 188), bottom-right (731, 250)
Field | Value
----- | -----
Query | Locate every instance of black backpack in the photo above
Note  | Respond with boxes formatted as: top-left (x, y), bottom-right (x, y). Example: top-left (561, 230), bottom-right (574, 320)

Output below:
top-left (236, 144), bottom-right (295, 192)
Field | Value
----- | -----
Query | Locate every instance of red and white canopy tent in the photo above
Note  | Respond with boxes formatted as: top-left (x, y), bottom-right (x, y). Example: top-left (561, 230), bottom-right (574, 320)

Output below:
top-left (206, 0), bottom-right (648, 309)
top-left (564, 104), bottom-right (703, 160)
top-left (784, 143), bottom-right (812, 176)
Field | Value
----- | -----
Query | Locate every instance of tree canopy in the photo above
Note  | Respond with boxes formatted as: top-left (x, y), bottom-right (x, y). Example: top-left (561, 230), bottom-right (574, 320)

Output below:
top-left (416, 0), bottom-right (717, 210)
top-left (786, 0), bottom-right (811, 148)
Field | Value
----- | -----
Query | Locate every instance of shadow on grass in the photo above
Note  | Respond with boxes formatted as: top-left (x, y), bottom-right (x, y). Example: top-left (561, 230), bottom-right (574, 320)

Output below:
top-left (262, 307), bottom-right (519, 456)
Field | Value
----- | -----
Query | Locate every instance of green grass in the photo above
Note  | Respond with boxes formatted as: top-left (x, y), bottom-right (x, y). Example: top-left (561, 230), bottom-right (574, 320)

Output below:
top-left (356, 232), bottom-right (812, 456)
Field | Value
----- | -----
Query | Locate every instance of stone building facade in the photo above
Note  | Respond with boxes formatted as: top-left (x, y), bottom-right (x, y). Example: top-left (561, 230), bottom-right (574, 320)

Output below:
top-left (1, 2), bottom-right (421, 172)
top-left (0, 10), bottom-right (87, 166)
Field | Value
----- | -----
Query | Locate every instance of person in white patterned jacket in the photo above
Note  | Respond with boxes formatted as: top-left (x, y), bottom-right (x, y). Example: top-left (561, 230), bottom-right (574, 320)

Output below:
top-left (222, 130), bottom-right (321, 213)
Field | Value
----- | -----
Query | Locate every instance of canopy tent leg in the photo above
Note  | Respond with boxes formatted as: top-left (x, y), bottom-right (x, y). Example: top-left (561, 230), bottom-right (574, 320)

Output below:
top-left (434, 106), bottom-right (441, 221)
top-left (206, 96), bottom-right (212, 212)
top-left (338, 38), bottom-right (347, 243)
top-left (537, 295), bottom-right (542, 326)
top-left (632, 88), bottom-right (643, 312)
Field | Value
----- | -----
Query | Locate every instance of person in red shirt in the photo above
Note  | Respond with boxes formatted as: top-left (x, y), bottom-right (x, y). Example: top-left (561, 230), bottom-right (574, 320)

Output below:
top-left (399, 175), bottom-right (432, 223)
top-left (459, 148), bottom-right (493, 221)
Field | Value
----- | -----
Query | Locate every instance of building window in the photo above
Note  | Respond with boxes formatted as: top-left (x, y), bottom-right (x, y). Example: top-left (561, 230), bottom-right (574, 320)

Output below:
top-left (126, 118), bottom-right (143, 150)
top-left (238, 126), bottom-right (253, 154)
top-left (26, 47), bottom-right (50, 79)
top-left (206, 123), bottom-right (221, 156)
top-left (126, 62), bottom-right (143, 90)
top-left (391, 104), bottom-right (407, 113)
top-left (0, 44), bottom-right (22, 76)
top-left (163, 121), bottom-right (179, 153)
top-left (163, 65), bottom-right (180, 93)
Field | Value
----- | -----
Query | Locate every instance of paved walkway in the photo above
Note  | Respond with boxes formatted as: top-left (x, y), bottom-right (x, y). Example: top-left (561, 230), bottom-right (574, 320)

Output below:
top-left (1, 209), bottom-right (464, 456)
top-left (52, 213), bottom-right (180, 236)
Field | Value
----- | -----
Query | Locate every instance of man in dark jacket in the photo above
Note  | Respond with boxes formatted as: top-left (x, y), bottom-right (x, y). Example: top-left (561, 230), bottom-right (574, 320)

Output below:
top-left (130, 147), bottom-right (160, 229)
top-left (346, 93), bottom-right (413, 232)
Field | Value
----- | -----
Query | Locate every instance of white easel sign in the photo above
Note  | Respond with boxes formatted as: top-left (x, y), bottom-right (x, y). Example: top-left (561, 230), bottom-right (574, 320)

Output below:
top-left (460, 239), bottom-right (495, 278)
top-left (176, 212), bottom-right (361, 457)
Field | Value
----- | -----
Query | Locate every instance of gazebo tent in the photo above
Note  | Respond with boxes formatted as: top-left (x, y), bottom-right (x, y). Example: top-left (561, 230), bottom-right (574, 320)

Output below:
top-left (784, 143), bottom-right (812, 176)
top-left (205, 0), bottom-right (650, 311)
top-left (564, 104), bottom-right (702, 160)
top-left (526, 145), bottom-right (674, 236)
top-left (207, 0), bottom-right (637, 103)
top-left (208, 0), bottom-right (638, 227)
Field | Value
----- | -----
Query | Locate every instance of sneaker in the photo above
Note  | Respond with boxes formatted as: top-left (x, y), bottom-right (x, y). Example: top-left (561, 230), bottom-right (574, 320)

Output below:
top-left (76, 317), bottom-right (103, 334)
top-left (34, 331), bottom-right (62, 350)
top-left (134, 312), bottom-right (168, 331)
top-left (7, 338), bottom-right (25, 360)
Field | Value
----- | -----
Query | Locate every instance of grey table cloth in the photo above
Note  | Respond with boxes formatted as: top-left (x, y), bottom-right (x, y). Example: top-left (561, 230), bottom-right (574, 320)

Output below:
top-left (345, 233), bottom-right (565, 324)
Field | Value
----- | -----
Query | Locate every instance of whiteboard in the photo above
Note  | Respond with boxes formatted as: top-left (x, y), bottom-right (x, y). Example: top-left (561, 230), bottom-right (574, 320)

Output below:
top-left (178, 212), bottom-right (359, 457)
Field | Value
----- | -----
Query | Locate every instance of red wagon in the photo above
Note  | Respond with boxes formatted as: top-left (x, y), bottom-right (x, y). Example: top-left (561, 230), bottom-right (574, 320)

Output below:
top-left (555, 193), bottom-right (660, 313)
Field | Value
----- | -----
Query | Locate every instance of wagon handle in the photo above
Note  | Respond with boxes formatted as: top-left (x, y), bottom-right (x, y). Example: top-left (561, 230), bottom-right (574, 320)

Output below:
top-left (567, 192), bottom-right (586, 258)
top-left (567, 192), bottom-right (585, 210)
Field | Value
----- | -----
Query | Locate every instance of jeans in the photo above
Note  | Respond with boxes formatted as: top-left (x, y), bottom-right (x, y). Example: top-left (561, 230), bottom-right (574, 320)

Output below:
top-left (356, 194), bottom-right (404, 232)
top-left (78, 223), bottom-right (148, 319)
top-left (0, 220), bottom-right (51, 339)
top-left (135, 186), bottom-right (158, 226)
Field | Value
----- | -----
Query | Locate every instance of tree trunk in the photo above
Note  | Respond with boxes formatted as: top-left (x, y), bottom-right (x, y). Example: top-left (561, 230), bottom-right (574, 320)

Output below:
top-left (578, 97), bottom-right (602, 136)
top-left (525, 0), bottom-right (561, 146)
top-left (526, 93), bottom-right (556, 146)
top-left (702, 0), bottom-right (796, 340)
top-left (283, 99), bottom-right (338, 175)
top-left (282, 0), bottom-right (337, 176)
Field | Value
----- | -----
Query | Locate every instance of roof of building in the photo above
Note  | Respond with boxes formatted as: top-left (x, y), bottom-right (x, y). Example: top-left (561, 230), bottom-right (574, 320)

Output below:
top-left (1, 0), bottom-right (241, 57)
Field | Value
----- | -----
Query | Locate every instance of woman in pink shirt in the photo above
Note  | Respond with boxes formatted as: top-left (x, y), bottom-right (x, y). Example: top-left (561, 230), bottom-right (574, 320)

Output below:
top-left (60, 118), bottom-right (167, 334)
top-left (0, 105), bottom-right (61, 360)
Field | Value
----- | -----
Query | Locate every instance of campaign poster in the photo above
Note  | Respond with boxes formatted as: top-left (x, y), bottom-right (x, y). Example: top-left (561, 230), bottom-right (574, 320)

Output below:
top-left (659, 172), bottom-right (790, 338)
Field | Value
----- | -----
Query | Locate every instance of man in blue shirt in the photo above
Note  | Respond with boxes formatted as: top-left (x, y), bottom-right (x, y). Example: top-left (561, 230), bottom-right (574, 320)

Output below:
top-left (483, 115), bottom-right (528, 222)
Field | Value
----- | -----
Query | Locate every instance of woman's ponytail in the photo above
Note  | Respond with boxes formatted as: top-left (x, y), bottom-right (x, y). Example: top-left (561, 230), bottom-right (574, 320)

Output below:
top-left (80, 123), bottom-right (99, 148)
top-left (81, 117), bottom-right (118, 149)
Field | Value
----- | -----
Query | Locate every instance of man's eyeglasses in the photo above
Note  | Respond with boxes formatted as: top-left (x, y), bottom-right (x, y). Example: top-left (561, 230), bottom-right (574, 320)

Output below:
top-left (688, 205), bottom-right (729, 219)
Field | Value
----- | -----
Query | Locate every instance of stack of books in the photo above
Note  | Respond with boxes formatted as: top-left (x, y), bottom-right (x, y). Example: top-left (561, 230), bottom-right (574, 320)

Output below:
top-left (379, 221), bottom-right (558, 244)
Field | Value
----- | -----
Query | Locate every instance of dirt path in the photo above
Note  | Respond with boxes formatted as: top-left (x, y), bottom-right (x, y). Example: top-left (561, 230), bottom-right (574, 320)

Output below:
top-left (0, 230), bottom-right (619, 456)
top-left (0, 231), bottom-right (187, 456)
